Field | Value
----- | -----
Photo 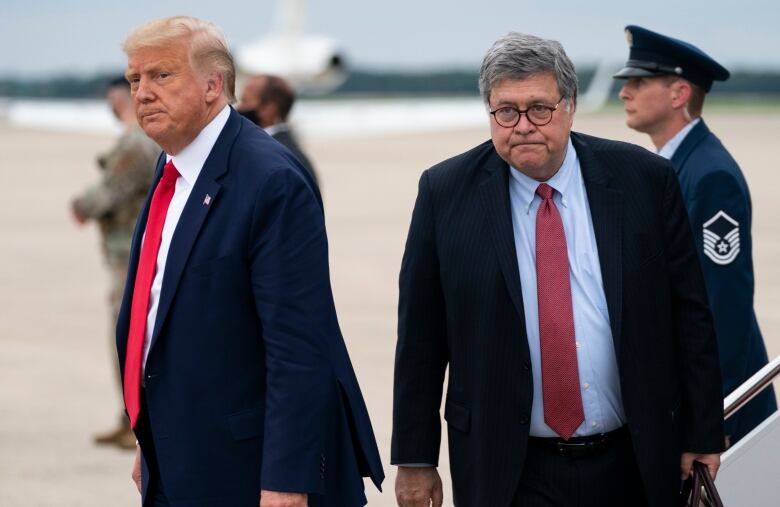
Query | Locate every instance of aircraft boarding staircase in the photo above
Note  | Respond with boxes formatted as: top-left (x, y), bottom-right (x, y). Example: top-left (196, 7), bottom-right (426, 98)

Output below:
top-left (715, 355), bottom-right (780, 504)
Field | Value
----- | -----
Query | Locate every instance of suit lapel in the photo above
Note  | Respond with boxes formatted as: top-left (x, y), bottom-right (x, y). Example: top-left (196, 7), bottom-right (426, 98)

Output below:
top-left (478, 150), bottom-right (526, 322)
top-left (571, 133), bottom-right (624, 351)
top-left (147, 109), bottom-right (241, 349)
top-left (670, 119), bottom-right (710, 172)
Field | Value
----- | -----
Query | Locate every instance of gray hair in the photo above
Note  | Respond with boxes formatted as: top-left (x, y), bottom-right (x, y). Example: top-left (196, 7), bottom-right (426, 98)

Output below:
top-left (123, 16), bottom-right (236, 103)
top-left (479, 32), bottom-right (578, 109)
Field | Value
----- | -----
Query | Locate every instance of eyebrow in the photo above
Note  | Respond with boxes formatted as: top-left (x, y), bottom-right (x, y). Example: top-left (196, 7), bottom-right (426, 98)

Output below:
top-left (494, 97), bottom-right (555, 107)
top-left (126, 60), bottom-right (180, 79)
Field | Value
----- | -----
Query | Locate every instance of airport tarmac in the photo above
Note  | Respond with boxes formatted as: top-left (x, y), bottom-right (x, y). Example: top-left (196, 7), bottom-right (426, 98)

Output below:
top-left (0, 108), bottom-right (778, 506)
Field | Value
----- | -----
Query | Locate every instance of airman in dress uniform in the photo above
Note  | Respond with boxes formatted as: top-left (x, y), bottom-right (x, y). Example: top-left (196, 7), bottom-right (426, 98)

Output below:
top-left (71, 77), bottom-right (160, 449)
top-left (614, 25), bottom-right (776, 445)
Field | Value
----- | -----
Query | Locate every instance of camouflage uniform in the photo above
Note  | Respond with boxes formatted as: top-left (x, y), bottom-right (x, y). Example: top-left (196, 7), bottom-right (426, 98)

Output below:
top-left (73, 126), bottom-right (159, 424)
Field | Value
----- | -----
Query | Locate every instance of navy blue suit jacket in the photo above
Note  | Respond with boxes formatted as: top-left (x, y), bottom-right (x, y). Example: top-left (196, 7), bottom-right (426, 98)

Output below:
top-left (672, 119), bottom-right (776, 442)
top-left (116, 108), bottom-right (383, 506)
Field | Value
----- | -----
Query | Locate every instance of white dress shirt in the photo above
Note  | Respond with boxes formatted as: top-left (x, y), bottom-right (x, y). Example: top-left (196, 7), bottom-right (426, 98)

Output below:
top-left (264, 122), bottom-right (290, 136)
top-left (658, 118), bottom-right (700, 160)
top-left (508, 138), bottom-right (626, 437)
top-left (142, 105), bottom-right (230, 369)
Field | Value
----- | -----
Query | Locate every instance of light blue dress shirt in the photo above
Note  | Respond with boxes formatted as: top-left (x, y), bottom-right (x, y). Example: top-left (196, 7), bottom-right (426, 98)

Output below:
top-left (508, 138), bottom-right (626, 437)
top-left (658, 118), bottom-right (700, 159)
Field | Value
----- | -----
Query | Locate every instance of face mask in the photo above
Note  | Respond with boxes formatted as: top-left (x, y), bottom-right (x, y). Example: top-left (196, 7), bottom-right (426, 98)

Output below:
top-left (238, 108), bottom-right (260, 125)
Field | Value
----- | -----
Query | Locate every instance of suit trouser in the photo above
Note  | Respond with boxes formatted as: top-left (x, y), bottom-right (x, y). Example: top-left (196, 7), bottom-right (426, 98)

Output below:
top-left (512, 427), bottom-right (647, 507)
top-left (135, 392), bottom-right (170, 507)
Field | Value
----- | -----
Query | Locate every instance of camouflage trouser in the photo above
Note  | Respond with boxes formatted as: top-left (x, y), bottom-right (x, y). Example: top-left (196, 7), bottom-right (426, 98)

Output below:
top-left (107, 248), bottom-right (131, 428)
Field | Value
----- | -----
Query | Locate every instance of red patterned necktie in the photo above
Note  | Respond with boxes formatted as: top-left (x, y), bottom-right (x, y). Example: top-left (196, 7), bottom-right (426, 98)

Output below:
top-left (535, 183), bottom-right (584, 440)
top-left (123, 160), bottom-right (180, 428)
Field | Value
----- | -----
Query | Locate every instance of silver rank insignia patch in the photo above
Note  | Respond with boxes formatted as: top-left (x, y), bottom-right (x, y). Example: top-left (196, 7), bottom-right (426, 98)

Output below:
top-left (703, 211), bottom-right (740, 265)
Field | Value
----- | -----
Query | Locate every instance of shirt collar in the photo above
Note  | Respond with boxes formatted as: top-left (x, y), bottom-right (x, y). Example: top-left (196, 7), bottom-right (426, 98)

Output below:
top-left (658, 117), bottom-right (701, 160)
top-left (509, 137), bottom-right (577, 214)
top-left (264, 122), bottom-right (289, 137)
top-left (166, 105), bottom-right (230, 187)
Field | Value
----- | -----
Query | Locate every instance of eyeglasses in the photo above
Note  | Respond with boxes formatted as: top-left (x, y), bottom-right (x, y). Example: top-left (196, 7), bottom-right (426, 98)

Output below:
top-left (489, 97), bottom-right (564, 128)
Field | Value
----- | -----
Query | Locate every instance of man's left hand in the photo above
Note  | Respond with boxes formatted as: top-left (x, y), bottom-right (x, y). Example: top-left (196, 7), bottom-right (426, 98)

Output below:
top-left (680, 452), bottom-right (720, 481)
top-left (259, 490), bottom-right (307, 507)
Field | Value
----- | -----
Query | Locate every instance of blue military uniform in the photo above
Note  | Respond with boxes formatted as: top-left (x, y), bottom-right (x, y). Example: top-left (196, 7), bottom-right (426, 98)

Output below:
top-left (615, 25), bottom-right (776, 444)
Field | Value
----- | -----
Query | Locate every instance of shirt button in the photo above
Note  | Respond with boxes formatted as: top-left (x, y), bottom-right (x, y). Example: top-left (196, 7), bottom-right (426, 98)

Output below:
top-left (592, 421), bottom-right (598, 428)
top-left (583, 383), bottom-right (590, 390)
top-left (576, 342), bottom-right (582, 349)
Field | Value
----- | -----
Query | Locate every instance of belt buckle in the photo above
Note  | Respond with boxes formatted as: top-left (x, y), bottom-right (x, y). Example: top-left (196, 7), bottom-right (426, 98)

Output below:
top-left (556, 440), bottom-right (600, 458)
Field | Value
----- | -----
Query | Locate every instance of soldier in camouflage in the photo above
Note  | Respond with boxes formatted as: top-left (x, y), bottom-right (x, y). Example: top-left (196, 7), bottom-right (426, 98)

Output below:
top-left (71, 77), bottom-right (160, 450)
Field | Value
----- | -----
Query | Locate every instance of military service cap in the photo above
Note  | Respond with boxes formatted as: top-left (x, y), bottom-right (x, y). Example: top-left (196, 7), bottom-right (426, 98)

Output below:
top-left (613, 25), bottom-right (730, 92)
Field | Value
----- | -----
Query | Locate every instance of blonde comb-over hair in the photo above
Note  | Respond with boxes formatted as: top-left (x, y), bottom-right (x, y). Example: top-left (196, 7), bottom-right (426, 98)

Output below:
top-left (123, 16), bottom-right (236, 102)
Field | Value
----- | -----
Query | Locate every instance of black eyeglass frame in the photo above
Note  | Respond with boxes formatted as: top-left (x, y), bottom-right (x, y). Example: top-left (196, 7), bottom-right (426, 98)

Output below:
top-left (489, 97), bottom-right (565, 128)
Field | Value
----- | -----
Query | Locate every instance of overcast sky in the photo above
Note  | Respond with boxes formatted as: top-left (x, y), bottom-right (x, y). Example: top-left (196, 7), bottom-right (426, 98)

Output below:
top-left (1, 0), bottom-right (778, 77)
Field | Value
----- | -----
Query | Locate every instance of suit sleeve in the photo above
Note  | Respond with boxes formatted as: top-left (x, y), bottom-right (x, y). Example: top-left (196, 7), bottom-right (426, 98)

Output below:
top-left (391, 170), bottom-right (449, 466)
top-left (249, 167), bottom-right (333, 494)
top-left (662, 167), bottom-right (725, 453)
top-left (687, 171), bottom-right (754, 396)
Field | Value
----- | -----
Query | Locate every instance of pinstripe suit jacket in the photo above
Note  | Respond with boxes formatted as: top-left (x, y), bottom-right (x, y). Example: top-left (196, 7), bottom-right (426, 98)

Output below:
top-left (391, 132), bottom-right (724, 507)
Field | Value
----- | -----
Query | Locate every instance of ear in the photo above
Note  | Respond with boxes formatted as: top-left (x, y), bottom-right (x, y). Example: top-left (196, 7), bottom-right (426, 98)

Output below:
top-left (564, 97), bottom-right (576, 127)
top-left (204, 71), bottom-right (224, 104)
top-left (670, 80), bottom-right (692, 110)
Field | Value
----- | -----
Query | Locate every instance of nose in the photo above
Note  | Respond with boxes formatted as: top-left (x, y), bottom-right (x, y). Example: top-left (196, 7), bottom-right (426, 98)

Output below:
top-left (134, 76), bottom-right (155, 103)
top-left (618, 83), bottom-right (630, 101)
top-left (513, 113), bottom-right (536, 135)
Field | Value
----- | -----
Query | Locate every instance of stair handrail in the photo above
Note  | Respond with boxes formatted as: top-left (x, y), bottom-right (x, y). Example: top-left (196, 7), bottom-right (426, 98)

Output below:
top-left (724, 355), bottom-right (780, 420)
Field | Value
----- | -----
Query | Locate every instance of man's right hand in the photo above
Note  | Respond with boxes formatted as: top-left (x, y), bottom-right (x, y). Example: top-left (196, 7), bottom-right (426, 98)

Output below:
top-left (132, 445), bottom-right (142, 494)
top-left (395, 466), bottom-right (443, 507)
top-left (70, 201), bottom-right (87, 225)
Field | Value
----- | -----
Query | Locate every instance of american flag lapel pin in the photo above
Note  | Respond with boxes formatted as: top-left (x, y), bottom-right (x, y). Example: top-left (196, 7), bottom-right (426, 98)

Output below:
top-left (203, 194), bottom-right (212, 206)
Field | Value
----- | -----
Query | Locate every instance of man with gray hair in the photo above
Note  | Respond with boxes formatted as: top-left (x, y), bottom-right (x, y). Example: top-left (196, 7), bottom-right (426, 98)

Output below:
top-left (391, 32), bottom-right (723, 506)
top-left (116, 16), bottom-right (383, 507)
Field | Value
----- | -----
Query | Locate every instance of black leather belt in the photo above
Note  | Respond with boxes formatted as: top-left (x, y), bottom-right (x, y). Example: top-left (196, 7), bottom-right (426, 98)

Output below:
top-left (527, 425), bottom-right (629, 458)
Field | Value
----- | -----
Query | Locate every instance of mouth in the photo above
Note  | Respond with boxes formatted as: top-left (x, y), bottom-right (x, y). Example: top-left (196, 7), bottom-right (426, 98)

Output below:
top-left (511, 141), bottom-right (544, 149)
top-left (139, 110), bottom-right (164, 121)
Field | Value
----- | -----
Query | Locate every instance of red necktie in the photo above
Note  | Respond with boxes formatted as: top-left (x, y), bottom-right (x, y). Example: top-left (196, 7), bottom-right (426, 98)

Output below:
top-left (123, 160), bottom-right (180, 428)
top-left (535, 183), bottom-right (584, 440)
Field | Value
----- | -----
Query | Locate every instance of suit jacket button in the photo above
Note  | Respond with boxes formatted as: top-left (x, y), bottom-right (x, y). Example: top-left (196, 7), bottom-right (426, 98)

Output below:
top-left (522, 361), bottom-right (531, 371)
top-left (520, 416), bottom-right (529, 425)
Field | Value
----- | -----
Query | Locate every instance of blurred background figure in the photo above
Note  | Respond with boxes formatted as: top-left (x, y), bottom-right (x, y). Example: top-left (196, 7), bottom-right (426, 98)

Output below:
top-left (70, 76), bottom-right (160, 450)
top-left (614, 25), bottom-right (777, 446)
top-left (238, 74), bottom-right (319, 186)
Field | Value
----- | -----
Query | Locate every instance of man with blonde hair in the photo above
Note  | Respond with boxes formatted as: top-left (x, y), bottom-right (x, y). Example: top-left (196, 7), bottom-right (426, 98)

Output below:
top-left (116, 16), bottom-right (383, 507)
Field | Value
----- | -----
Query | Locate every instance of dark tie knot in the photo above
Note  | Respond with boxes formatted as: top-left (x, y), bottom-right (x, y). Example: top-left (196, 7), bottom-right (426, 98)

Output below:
top-left (162, 160), bottom-right (181, 183)
top-left (536, 183), bottom-right (554, 201)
